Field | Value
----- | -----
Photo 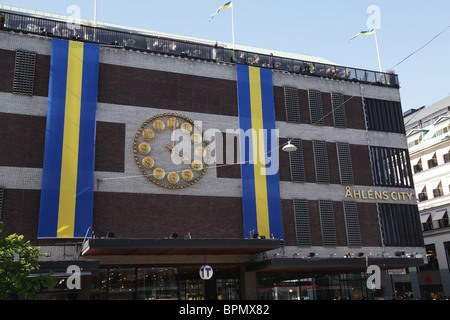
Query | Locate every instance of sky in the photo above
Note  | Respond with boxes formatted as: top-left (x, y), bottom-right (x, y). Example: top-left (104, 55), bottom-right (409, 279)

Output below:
top-left (2, 0), bottom-right (449, 111)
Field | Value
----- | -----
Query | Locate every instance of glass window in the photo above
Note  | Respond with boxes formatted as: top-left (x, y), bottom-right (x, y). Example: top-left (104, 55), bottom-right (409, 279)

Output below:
top-left (438, 212), bottom-right (449, 228)
top-left (108, 268), bottom-right (136, 300)
top-left (136, 267), bottom-right (178, 300)
top-left (420, 244), bottom-right (439, 271)
top-left (90, 269), bottom-right (108, 300)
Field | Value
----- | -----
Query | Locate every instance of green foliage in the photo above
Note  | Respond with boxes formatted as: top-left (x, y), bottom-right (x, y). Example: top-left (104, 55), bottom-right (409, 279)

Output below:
top-left (0, 221), bottom-right (56, 299)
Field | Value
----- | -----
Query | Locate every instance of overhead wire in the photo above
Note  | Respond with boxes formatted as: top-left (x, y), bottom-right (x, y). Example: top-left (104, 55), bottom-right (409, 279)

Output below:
top-left (101, 24), bottom-right (450, 181)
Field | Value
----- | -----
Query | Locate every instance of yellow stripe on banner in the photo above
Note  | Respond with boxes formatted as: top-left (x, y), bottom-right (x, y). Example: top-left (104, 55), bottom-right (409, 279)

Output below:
top-left (57, 41), bottom-right (84, 238)
top-left (248, 66), bottom-right (270, 238)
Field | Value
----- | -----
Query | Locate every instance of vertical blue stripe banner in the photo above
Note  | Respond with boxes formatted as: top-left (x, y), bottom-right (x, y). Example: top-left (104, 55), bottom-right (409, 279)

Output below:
top-left (38, 39), bottom-right (99, 238)
top-left (236, 65), bottom-right (283, 239)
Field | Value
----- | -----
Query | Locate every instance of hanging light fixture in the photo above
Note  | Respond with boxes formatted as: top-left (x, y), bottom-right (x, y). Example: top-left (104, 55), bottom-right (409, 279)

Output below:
top-left (282, 141), bottom-right (297, 152)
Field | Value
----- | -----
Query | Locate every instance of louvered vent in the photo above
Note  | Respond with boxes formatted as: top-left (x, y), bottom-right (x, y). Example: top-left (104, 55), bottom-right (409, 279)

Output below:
top-left (343, 201), bottom-right (362, 247)
top-left (336, 142), bottom-right (354, 185)
top-left (308, 89), bottom-right (323, 125)
top-left (293, 199), bottom-right (311, 246)
top-left (284, 86), bottom-right (300, 123)
top-left (13, 50), bottom-right (36, 96)
top-left (331, 92), bottom-right (347, 128)
top-left (319, 200), bottom-right (337, 247)
top-left (289, 138), bottom-right (305, 182)
top-left (313, 140), bottom-right (330, 184)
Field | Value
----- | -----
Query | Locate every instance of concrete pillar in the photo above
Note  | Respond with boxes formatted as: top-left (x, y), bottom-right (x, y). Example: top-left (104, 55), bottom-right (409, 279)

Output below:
top-left (408, 267), bottom-right (422, 299)
top-left (243, 271), bottom-right (257, 300)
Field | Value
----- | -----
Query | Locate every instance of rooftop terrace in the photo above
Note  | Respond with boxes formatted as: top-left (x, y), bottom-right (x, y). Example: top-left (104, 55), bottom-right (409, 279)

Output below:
top-left (0, 5), bottom-right (399, 88)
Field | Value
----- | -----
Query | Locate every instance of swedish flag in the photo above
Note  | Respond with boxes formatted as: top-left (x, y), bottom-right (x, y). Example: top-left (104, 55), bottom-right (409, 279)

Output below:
top-left (209, 1), bottom-right (232, 22)
top-left (349, 28), bottom-right (375, 43)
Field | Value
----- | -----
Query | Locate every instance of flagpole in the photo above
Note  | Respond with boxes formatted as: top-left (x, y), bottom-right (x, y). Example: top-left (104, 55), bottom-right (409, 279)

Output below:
top-left (231, 1), bottom-right (235, 49)
top-left (373, 27), bottom-right (382, 72)
top-left (94, 0), bottom-right (97, 27)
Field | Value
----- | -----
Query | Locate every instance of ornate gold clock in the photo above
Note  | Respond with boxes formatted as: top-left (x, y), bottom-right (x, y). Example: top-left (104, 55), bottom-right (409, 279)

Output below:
top-left (133, 113), bottom-right (210, 189)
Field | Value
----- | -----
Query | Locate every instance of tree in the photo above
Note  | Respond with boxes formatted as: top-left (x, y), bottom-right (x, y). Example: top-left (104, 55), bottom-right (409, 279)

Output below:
top-left (0, 221), bottom-right (55, 299)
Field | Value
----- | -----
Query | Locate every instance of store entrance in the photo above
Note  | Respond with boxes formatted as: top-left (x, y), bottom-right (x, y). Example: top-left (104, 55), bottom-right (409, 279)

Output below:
top-left (179, 265), bottom-right (241, 300)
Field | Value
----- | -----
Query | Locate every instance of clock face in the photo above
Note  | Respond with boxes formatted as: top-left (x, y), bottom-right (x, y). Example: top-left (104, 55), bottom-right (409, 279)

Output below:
top-left (133, 113), bottom-right (210, 189)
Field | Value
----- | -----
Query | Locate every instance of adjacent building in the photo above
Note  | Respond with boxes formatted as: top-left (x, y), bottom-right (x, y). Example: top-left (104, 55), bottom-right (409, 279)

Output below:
top-left (405, 96), bottom-right (450, 299)
top-left (0, 6), bottom-right (425, 300)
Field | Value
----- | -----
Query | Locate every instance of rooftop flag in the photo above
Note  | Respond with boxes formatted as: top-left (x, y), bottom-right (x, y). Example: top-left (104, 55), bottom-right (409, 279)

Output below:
top-left (349, 27), bottom-right (383, 73)
top-left (208, 1), bottom-right (232, 22)
top-left (349, 28), bottom-right (375, 43)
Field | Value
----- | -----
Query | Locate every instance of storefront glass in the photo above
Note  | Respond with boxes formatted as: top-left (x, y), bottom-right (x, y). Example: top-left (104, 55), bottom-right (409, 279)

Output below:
top-left (257, 271), bottom-right (376, 300)
top-left (89, 266), bottom-right (241, 300)
top-left (90, 267), bottom-right (178, 300)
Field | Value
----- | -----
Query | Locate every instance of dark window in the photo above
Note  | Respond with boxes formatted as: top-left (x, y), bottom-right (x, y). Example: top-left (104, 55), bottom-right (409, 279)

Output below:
top-left (284, 87), bottom-right (300, 123)
top-left (13, 50), bottom-right (36, 95)
top-left (413, 159), bottom-right (423, 173)
top-left (444, 152), bottom-right (450, 163)
top-left (313, 140), bottom-right (330, 184)
top-left (308, 89), bottom-right (323, 125)
top-left (331, 93), bottom-right (347, 128)
top-left (289, 138), bottom-right (305, 182)
top-left (319, 200), bottom-right (336, 247)
top-left (336, 142), bottom-right (354, 185)
top-left (370, 146), bottom-right (414, 188)
top-left (422, 214), bottom-right (433, 231)
top-left (433, 184), bottom-right (444, 198)
top-left (427, 154), bottom-right (438, 169)
top-left (364, 98), bottom-right (405, 133)
top-left (378, 204), bottom-right (424, 247)
top-left (419, 244), bottom-right (439, 271)
top-left (293, 199), bottom-right (311, 246)
top-left (438, 211), bottom-right (449, 229)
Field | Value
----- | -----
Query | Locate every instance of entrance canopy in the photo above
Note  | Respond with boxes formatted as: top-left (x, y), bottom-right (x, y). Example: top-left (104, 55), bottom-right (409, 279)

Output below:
top-left (81, 238), bottom-right (282, 256)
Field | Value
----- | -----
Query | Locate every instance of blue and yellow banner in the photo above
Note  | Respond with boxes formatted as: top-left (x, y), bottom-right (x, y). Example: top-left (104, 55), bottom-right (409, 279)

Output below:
top-left (236, 65), bottom-right (283, 239)
top-left (349, 28), bottom-right (375, 42)
top-left (38, 39), bottom-right (99, 238)
top-left (208, 1), bottom-right (232, 22)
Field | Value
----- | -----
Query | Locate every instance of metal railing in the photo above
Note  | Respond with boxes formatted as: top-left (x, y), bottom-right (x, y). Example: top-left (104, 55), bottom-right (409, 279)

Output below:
top-left (0, 10), bottom-right (399, 87)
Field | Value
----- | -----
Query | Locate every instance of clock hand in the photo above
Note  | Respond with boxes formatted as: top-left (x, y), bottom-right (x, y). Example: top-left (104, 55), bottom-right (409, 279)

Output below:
top-left (165, 145), bottom-right (190, 162)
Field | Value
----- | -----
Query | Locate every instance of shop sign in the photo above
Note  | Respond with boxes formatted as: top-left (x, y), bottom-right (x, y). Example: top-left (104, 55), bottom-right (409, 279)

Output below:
top-left (388, 269), bottom-right (406, 275)
top-left (345, 186), bottom-right (414, 201)
top-left (199, 265), bottom-right (213, 280)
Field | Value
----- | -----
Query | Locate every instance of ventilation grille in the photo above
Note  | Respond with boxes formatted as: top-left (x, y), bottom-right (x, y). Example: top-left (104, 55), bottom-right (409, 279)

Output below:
top-left (284, 86), bottom-right (300, 123)
top-left (308, 89), bottom-right (323, 125)
top-left (289, 138), bottom-right (305, 182)
top-left (13, 50), bottom-right (36, 96)
top-left (336, 142), bottom-right (354, 185)
top-left (331, 92), bottom-right (347, 128)
top-left (293, 199), bottom-right (311, 246)
top-left (319, 200), bottom-right (336, 247)
top-left (343, 201), bottom-right (362, 247)
top-left (313, 140), bottom-right (330, 184)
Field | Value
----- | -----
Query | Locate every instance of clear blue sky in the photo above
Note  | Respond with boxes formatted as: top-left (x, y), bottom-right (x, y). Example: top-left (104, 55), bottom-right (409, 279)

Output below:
top-left (2, 0), bottom-right (449, 111)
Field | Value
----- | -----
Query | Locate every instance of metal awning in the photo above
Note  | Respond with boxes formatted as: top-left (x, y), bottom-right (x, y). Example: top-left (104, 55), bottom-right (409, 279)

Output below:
top-left (420, 213), bottom-right (431, 223)
top-left (247, 257), bottom-right (425, 272)
top-left (81, 238), bottom-right (282, 256)
top-left (432, 209), bottom-right (447, 221)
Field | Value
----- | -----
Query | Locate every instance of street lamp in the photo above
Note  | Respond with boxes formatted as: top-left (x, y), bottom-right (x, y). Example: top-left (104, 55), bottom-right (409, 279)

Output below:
top-left (282, 140), bottom-right (297, 152)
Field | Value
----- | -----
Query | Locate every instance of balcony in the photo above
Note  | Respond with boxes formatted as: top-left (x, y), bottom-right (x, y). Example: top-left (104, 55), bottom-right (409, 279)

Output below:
top-left (0, 9), bottom-right (399, 88)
